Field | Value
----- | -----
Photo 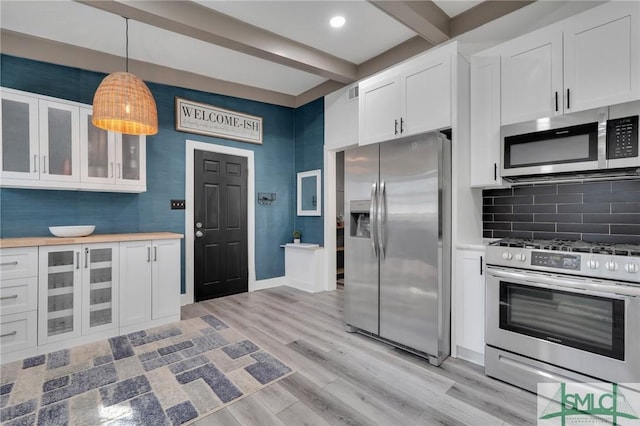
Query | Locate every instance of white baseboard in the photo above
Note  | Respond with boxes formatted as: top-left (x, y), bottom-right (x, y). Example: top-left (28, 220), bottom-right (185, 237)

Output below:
top-left (455, 345), bottom-right (485, 366)
top-left (250, 276), bottom-right (286, 292)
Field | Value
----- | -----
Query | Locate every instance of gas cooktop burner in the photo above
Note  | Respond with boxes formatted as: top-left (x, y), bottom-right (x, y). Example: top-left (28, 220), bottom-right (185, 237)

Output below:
top-left (489, 238), bottom-right (640, 256)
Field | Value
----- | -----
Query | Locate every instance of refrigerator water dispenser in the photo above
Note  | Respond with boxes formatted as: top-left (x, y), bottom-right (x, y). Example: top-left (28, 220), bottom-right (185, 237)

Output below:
top-left (349, 200), bottom-right (370, 238)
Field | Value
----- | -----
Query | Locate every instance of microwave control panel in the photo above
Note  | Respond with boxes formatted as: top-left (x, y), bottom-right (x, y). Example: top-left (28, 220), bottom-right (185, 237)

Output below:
top-left (607, 115), bottom-right (638, 159)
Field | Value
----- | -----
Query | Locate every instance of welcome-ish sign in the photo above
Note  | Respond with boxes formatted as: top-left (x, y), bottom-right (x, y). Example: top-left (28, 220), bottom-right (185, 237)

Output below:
top-left (175, 97), bottom-right (263, 144)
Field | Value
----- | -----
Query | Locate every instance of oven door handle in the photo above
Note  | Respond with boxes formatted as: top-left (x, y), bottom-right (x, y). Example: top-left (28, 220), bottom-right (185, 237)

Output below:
top-left (488, 268), bottom-right (640, 298)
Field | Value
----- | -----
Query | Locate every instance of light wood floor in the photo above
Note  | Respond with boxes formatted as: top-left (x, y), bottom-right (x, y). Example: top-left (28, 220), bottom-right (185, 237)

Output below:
top-left (181, 286), bottom-right (537, 426)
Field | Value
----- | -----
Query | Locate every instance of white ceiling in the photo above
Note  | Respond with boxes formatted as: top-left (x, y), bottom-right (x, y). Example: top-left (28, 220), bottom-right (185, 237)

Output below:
top-left (0, 0), bottom-right (601, 104)
top-left (0, 0), bottom-right (485, 98)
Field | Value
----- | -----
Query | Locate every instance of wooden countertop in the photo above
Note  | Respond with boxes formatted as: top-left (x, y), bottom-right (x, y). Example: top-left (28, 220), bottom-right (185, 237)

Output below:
top-left (0, 232), bottom-right (184, 248)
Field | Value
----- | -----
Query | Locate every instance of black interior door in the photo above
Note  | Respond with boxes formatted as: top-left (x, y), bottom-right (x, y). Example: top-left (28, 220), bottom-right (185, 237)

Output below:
top-left (194, 149), bottom-right (248, 301)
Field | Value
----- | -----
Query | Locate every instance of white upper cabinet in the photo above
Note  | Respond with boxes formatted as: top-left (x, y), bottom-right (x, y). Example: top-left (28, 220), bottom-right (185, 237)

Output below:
top-left (500, 30), bottom-right (563, 125)
top-left (1, 92), bottom-right (81, 183)
top-left (563, 1), bottom-right (639, 113)
top-left (38, 99), bottom-right (80, 183)
top-left (470, 55), bottom-right (502, 187)
top-left (500, 1), bottom-right (639, 125)
top-left (1, 88), bottom-right (146, 192)
top-left (80, 107), bottom-right (146, 191)
top-left (80, 107), bottom-right (116, 185)
top-left (402, 50), bottom-right (451, 136)
top-left (359, 71), bottom-right (400, 145)
top-left (359, 43), bottom-right (453, 146)
top-left (115, 133), bottom-right (146, 189)
top-left (0, 90), bottom-right (39, 181)
top-left (324, 85), bottom-right (359, 151)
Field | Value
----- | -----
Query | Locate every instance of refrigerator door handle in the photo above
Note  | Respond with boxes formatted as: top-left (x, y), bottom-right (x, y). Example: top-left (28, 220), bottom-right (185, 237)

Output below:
top-left (378, 180), bottom-right (386, 259)
top-left (370, 181), bottom-right (378, 257)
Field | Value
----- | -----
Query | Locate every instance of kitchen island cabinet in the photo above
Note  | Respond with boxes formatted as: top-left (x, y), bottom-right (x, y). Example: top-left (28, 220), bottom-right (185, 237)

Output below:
top-left (0, 232), bottom-right (182, 363)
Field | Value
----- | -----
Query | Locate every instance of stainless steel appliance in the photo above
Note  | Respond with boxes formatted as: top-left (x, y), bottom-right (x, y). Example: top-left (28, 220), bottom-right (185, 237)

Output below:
top-left (344, 132), bottom-right (451, 366)
top-left (501, 101), bottom-right (640, 182)
top-left (485, 238), bottom-right (640, 393)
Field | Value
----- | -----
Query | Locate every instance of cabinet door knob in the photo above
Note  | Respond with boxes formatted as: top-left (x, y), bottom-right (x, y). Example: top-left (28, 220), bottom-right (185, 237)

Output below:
top-left (42, 155), bottom-right (47, 174)
top-left (0, 331), bottom-right (17, 338)
top-left (394, 119), bottom-right (398, 135)
top-left (33, 155), bottom-right (38, 173)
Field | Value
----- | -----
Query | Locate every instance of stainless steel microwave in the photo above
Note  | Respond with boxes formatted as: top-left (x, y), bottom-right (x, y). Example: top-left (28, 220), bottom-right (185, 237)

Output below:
top-left (501, 101), bottom-right (639, 181)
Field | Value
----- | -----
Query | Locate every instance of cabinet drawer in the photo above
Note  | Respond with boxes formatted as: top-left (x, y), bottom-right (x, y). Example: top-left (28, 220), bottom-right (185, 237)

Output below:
top-left (0, 311), bottom-right (37, 354)
top-left (0, 247), bottom-right (38, 280)
top-left (0, 277), bottom-right (38, 315)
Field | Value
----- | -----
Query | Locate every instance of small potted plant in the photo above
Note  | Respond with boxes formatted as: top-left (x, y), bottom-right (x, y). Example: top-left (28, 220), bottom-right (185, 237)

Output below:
top-left (293, 230), bottom-right (302, 244)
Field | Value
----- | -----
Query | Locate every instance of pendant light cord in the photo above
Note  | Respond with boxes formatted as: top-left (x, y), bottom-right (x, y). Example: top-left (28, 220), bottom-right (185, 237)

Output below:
top-left (125, 17), bottom-right (129, 73)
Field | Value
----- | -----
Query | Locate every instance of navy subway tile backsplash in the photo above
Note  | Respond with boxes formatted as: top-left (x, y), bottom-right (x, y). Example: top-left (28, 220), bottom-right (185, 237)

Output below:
top-left (482, 179), bottom-right (640, 244)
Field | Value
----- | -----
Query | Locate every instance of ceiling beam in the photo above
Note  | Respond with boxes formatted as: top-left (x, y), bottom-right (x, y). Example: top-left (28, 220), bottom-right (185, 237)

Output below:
top-left (74, 0), bottom-right (357, 84)
top-left (450, 0), bottom-right (536, 37)
top-left (368, 1), bottom-right (450, 45)
top-left (1, 29), bottom-right (297, 108)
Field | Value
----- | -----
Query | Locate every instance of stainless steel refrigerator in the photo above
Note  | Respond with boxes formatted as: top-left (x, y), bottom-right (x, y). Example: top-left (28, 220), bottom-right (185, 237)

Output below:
top-left (344, 131), bottom-right (451, 366)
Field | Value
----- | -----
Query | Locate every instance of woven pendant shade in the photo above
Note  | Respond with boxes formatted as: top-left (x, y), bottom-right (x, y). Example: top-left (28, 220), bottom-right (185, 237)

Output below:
top-left (92, 71), bottom-right (158, 135)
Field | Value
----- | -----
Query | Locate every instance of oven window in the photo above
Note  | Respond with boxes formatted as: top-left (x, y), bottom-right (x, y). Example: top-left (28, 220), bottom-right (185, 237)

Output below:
top-left (499, 282), bottom-right (625, 360)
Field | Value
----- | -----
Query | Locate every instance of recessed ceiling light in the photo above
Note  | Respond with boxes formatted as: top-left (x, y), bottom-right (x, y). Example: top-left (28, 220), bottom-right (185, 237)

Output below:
top-left (330, 16), bottom-right (346, 28)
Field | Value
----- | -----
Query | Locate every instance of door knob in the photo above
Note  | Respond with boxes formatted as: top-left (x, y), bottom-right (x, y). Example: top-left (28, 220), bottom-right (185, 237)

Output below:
top-left (195, 222), bottom-right (203, 229)
top-left (195, 230), bottom-right (204, 238)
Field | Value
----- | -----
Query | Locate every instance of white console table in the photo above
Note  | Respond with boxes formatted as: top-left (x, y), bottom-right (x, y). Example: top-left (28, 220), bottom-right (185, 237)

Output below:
top-left (281, 243), bottom-right (326, 293)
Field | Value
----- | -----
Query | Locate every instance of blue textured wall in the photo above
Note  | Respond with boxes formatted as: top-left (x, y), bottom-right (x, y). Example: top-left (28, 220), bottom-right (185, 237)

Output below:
top-left (0, 54), bottom-right (325, 291)
top-left (293, 98), bottom-right (324, 245)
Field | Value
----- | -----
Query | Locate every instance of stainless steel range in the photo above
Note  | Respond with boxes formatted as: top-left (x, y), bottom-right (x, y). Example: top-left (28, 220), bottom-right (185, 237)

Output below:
top-left (484, 238), bottom-right (640, 393)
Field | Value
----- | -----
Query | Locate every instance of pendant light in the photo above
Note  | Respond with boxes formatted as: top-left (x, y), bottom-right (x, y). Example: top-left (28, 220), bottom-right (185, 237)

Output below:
top-left (92, 18), bottom-right (158, 135)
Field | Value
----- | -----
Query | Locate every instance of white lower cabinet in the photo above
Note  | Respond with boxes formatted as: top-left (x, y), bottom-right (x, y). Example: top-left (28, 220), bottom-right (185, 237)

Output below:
top-left (0, 234), bottom-right (181, 363)
top-left (81, 243), bottom-right (119, 336)
top-left (152, 239), bottom-right (181, 320)
top-left (1, 247), bottom-right (38, 358)
top-left (454, 247), bottom-right (486, 366)
top-left (38, 243), bottom-right (119, 345)
top-left (119, 241), bottom-right (153, 327)
top-left (120, 239), bottom-right (181, 332)
top-left (1, 311), bottom-right (37, 354)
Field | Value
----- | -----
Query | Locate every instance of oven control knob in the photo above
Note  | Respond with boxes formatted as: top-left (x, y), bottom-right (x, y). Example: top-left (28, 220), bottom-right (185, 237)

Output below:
top-left (586, 259), bottom-right (600, 269)
top-left (515, 253), bottom-right (527, 262)
top-left (625, 262), bottom-right (639, 274)
top-left (502, 252), bottom-right (513, 261)
top-left (605, 261), bottom-right (619, 272)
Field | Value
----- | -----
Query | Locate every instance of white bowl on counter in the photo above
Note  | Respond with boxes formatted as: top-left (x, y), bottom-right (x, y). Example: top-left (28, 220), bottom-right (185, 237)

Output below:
top-left (49, 225), bottom-right (96, 238)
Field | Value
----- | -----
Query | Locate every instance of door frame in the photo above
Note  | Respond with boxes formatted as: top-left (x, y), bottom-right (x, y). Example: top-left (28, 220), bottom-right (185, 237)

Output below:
top-left (183, 139), bottom-right (255, 306)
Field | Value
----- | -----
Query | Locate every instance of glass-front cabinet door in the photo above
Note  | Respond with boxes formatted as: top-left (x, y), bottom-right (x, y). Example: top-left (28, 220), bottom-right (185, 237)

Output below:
top-left (0, 90), bottom-right (40, 180)
top-left (38, 100), bottom-right (80, 183)
top-left (116, 133), bottom-right (146, 188)
top-left (80, 107), bottom-right (116, 184)
top-left (38, 245), bottom-right (82, 344)
top-left (81, 243), bottom-right (119, 335)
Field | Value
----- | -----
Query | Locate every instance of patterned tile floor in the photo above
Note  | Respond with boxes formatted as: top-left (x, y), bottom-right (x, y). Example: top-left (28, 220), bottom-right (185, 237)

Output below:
top-left (0, 315), bottom-right (293, 425)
